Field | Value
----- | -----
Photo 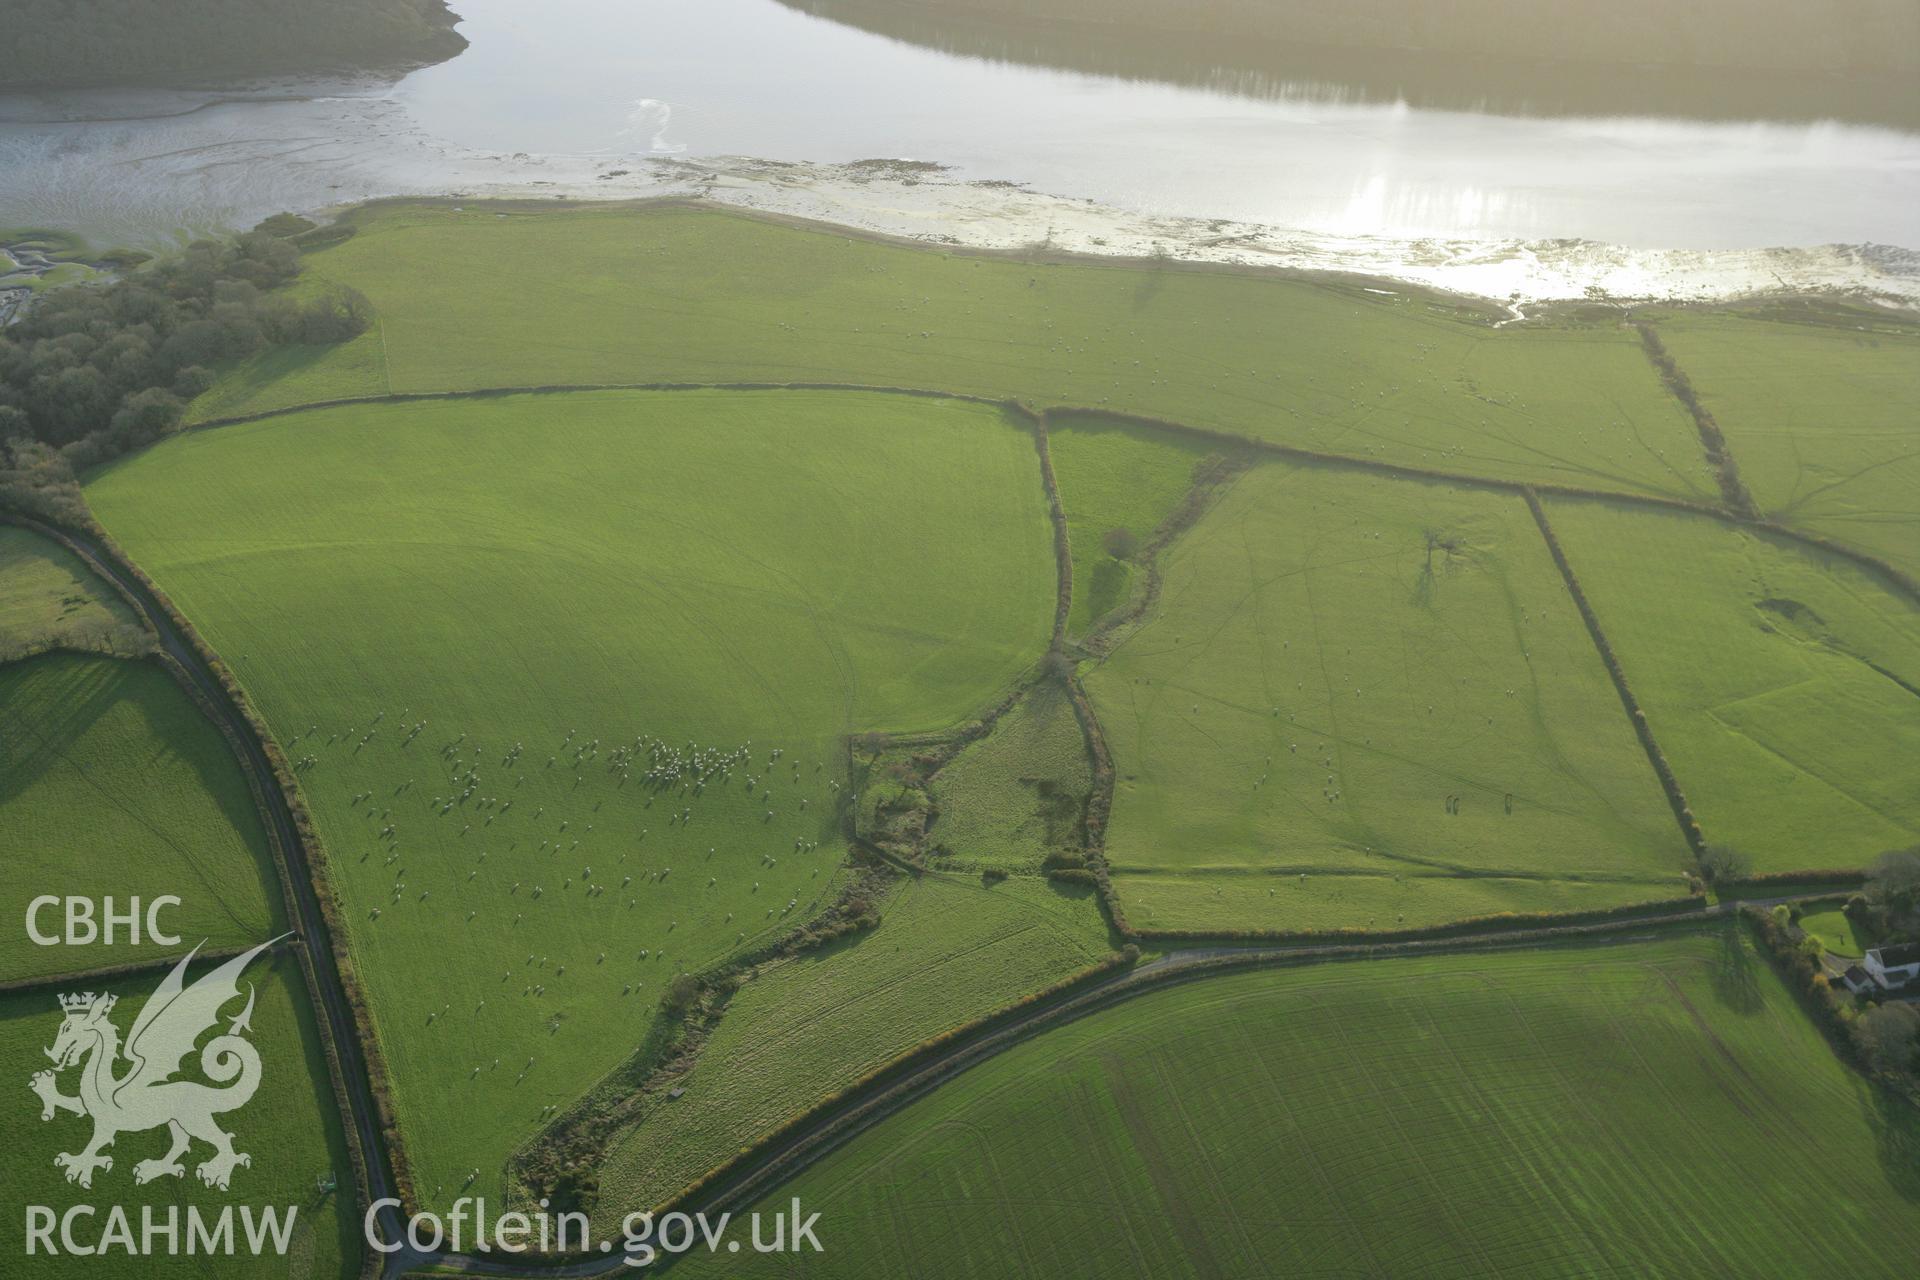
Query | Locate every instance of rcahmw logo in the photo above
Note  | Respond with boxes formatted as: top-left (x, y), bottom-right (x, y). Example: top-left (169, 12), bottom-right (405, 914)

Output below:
top-left (22, 936), bottom-right (301, 1259)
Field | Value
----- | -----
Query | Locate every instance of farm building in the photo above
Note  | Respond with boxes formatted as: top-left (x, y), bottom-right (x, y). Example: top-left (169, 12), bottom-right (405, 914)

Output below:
top-left (1833, 964), bottom-right (1873, 995)
top-left (1862, 943), bottom-right (1920, 991)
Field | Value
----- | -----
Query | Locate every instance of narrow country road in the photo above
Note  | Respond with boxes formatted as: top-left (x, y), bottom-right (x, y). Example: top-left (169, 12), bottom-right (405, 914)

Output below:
top-left (6, 512), bottom-right (1831, 1280)
top-left (11, 516), bottom-right (412, 1259)
top-left (410, 898), bottom-right (1801, 1278)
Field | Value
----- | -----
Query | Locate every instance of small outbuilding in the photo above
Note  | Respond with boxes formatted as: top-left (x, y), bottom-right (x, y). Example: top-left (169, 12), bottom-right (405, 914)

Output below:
top-left (1834, 965), bottom-right (1873, 996)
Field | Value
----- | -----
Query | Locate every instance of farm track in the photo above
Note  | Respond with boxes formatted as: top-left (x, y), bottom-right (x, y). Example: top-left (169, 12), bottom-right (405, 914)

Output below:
top-left (1, 513), bottom-right (405, 1277)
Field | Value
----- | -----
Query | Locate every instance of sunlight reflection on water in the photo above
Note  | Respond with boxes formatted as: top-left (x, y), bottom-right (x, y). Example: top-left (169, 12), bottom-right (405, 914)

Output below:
top-left (0, 0), bottom-right (1914, 287)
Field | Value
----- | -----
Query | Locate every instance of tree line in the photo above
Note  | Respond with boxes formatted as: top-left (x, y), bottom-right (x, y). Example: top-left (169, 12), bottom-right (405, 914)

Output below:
top-left (0, 0), bottom-right (465, 90)
top-left (0, 222), bottom-right (371, 519)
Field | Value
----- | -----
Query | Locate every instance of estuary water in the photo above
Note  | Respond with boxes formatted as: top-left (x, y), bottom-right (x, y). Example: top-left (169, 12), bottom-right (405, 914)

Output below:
top-left (2, 0), bottom-right (1917, 303)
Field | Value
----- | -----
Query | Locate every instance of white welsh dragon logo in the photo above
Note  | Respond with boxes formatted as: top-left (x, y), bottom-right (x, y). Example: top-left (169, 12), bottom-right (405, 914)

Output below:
top-left (29, 937), bottom-right (285, 1191)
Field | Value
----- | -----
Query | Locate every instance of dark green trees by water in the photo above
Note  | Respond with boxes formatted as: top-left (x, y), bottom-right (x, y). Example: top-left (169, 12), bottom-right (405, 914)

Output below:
top-left (0, 0), bottom-right (465, 90)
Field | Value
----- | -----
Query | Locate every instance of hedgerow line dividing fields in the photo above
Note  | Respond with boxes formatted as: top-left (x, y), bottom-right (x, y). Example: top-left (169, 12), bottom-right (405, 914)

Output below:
top-left (1542, 499), bottom-right (1920, 873)
top-left (1079, 458), bottom-right (1692, 932)
top-left (1634, 303), bottom-right (1920, 591)
top-left (0, 944), bottom-right (253, 999)
top-left (4, 513), bottom-right (390, 1276)
top-left (58, 368), bottom-right (1914, 1229)
top-left (1633, 322), bottom-right (1761, 519)
top-left (0, 520), bottom-right (371, 1277)
top-left (85, 389), bottom-right (1065, 1217)
top-left (529, 410), bottom-right (1119, 1221)
top-left (177, 374), bottom-right (1920, 617)
top-left (668, 922), bottom-right (1920, 1280)
top-left (645, 906), bottom-right (1888, 1269)
top-left (1030, 395), bottom-right (1906, 932)
top-left (1523, 491), bottom-right (1706, 858)
top-left (76, 377), bottom-right (1914, 1187)
top-left (24, 204), bottom-right (1915, 1272)
top-left (30, 426), bottom-right (1920, 1274)
top-left (195, 201), bottom-right (1722, 505)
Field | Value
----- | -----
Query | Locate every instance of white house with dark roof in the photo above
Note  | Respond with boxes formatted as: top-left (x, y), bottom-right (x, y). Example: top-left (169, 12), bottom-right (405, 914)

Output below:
top-left (1862, 942), bottom-right (1920, 991)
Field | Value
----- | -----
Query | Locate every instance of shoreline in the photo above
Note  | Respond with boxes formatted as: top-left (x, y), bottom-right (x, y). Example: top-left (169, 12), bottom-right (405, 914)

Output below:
top-left (324, 192), bottom-right (1920, 332)
top-left (3, 100), bottom-right (1915, 311)
top-left (322, 155), bottom-right (1920, 314)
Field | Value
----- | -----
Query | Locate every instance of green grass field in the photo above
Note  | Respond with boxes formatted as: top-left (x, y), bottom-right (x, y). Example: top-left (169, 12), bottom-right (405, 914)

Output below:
top-left (595, 871), bottom-right (1109, 1218)
top-left (926, 681), bottom-right (1093, 871)
top-left (0, 525), bottom-right (140, 659)
top-left (1084, 460), bottom-right (1687, 932)
top-left (1045, 415), bottom-right (1221, 637)
top-left (32, 200), bottom-right (1920, 1275)
top-left (674, 927), bottom-right (1920, 1279)
top-left (190, 202), bottom-right (1714, 502)
top-left (85, 387), bottom-right (1057, 1206)
top-left (0, 654), bottom-right (283, 983)
top-left (0, 954), bottom-right (358, 1279)
top-left (1799, 907), bottom-right (1870, 958)
top-left (1548, 498), bottom-right (1920, 871)
top-left (1650, 308), bottom-right (1920, 582)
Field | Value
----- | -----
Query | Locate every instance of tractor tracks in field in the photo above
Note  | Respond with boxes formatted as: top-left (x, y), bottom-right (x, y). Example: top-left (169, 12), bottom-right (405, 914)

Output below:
top-left (414, 896), bottom-right (1813, 1279)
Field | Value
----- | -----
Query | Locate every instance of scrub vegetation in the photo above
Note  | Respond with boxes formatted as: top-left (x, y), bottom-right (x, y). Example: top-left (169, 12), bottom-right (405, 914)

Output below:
top-left (925, 681), bottom-right (1094, 872)
top-left (10, 200), bottom-right (1913, 1265)
top-left (86, 387), bottom-right (1057, 1207)
top-left (1046, 415), bottom-right (1221, 637)
top-left (0, 226), bottom-right (370, 523)
top-left (593, 872), bottom-right (1109, 1219)
top-left (0, 524), bottom-right (145, 660)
